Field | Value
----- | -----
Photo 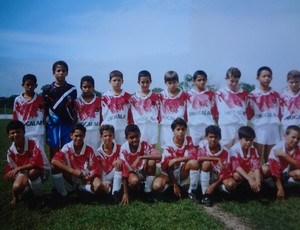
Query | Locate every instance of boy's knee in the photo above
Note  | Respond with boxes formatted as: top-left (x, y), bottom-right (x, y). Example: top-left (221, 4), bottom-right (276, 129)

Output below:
top-left (128, 175), bottom-right (139, 188)
top-left (152, 178), bottom-right (164, 193)
top-left (187, 159), bottom-right (199, 170)
top-left (201, 161), bottom-right (212, 171)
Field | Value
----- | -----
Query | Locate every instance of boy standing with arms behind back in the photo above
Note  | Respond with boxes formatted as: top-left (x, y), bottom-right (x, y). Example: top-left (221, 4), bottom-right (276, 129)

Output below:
top-left (43, 60), bottom-right (77, 159)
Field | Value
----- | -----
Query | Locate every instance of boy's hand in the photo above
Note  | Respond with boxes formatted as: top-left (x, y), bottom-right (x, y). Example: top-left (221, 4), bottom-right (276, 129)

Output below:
top-left (277, 188), bottom-right (285, 200)
top-left (173, 184), bottom-right (181, 198)
top-left (274, 149), bottom-right (285, 157)
top-left (217, 159), bottom-right (223, 170)
top-left (120, 193), bottom-right (129, 205)
top-left (113, 159), bottom-right (122, 171)
top-left (206, 184), bottom-right (216, 195)
top-left (5, 168), bottom-right (19, 181)
top-left (168, 159), bottom-right (178, 168)
top-left (131, 157), bottom-right (141, 170)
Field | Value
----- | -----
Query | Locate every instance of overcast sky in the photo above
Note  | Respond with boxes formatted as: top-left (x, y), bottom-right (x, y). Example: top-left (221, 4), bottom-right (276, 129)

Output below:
top-left (0, 0), bottom-right (299, 97)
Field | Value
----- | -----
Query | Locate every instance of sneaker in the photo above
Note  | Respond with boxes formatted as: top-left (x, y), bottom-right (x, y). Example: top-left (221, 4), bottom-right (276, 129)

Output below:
top-left (201, 195), bottom-right (213, 207)
top-left (188, 190), bottom-right (200, 203)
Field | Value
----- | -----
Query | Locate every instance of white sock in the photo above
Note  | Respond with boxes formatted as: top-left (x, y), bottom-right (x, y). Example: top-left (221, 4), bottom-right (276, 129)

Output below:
top-left (144, 176), bottom-right (155, 193)
top-left (221, 184), bottom-right (230, 193)
top-left (82, 184), bottom-right (95, 194)
top-left (52, 173), bottom-right (67, 196)
top-left (112, 171), bottom-right (122, 194)
top-left (201, 171), bottom-right (210, 194)
top-left (288, 177), bottom-right (300, 184)
top-left (29, 177), bottom-right (42, 196)
top-left (188, 170), bottom-right (200, 193)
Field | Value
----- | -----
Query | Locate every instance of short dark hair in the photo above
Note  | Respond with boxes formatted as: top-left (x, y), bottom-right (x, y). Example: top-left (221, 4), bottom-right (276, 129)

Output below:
top-left (193, 70), bottom-right (207, 81)
top-left (138, 70), bottom-right (152, 82)
top-left (109, 70), bottom-right (123, 80)
top-left (238, 126), bottom-right (256, 139)
top-left (226, 67), bottom-right (241, 79)
top-left (257, 66), bottom-right (272, 77)
top-left (52, 60), bottom-right (69, 73)
top-left (22, 74), bottom-right (37, 84)
top-left (205, 125), bottom-right (222, 139)
top-left (164, 71), bottom-right (179, 83)
top-left (125, 124), bottom-right (141, 138)
top-left (71, 123), bottom-right (86, 134)
top-left (285, 125), bottom-right (300, 136)
top-left (171, 117), bottom-right (187, 131)
top-left (80, 75), bottom-right (95, 88)
top-left (287, 70), bottom-right (300, 81)
top-left (7, 120), bottom-right (25, 134)
top-left (100, 124), bottom-right (115, 135)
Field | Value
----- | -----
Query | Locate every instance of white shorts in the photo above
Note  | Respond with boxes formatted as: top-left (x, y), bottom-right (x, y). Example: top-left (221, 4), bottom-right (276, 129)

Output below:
top-left (189, 124), bottom-right (207, 146)
top-left (253, 124), bottom-right (281, 145)
top-left (161, 163), bottom-right (187, 187)
top-left (138, 123), bottom-right (158, 145)
top-left (160, 124), bottom-right (173, 148)
top-left (102, 169), bottom-right (115, 184)
top-left (85, 129), bottom-right (100, 151)
top-left (219, 124), bottom-right (240, 145)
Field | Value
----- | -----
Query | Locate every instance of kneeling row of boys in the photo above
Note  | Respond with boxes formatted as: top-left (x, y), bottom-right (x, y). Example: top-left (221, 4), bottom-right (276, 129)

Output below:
top-left (4, 118), bottom-right (300, 206)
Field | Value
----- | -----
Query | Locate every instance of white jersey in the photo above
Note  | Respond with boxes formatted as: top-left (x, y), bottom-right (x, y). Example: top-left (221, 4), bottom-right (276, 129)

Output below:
top-left (280, 88), bottom-right (300, 127)
top-left (186, 88), bottom-right (217, 126)
top-left (247, 88), bottom-right (281, 126)
top-left (216, 86), bottom-right (248, 126)
top-left (101, 89), bottom-right (132, 130)
top-left (159, 89), bottom-right (187, 125)
top-left (75, 94), bottom-right (101, 131)
top-left (130, 91), bottom-right (159, 125)
top-left (13, 93), bottom-right (45, 136)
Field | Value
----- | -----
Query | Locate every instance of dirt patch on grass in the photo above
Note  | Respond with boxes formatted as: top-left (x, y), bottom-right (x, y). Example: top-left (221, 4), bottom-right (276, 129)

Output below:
top-left (204, 205), bottom-right (252, 230)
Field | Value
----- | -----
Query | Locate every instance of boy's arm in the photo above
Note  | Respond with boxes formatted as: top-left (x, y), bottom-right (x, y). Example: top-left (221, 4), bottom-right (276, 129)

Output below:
top-left (198, 156), bottom-right (223, 169)
top-left (275, 149), bottom-right (300, 169)
top-left (274, 176), bottom-right (285, 199)
top-left (206, 177), bottom-right (222, 195)
top-left (120, 178), bottom-right (129, 205)
top-left (4, 163), bottom-right (36, 181)
top-left (51, 159), bottom-right (82, 178)
top-left (166, 165), bottom-right (181, 198)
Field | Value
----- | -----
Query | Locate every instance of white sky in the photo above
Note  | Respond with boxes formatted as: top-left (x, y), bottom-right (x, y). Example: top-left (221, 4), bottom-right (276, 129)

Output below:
top-left (0, 0), bottom-right (299, 97)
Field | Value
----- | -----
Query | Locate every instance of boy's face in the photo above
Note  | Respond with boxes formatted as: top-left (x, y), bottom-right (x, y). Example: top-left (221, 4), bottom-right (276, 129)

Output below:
top-left (206, 133), bottom-right (220, 149)
top-left (81, 81), bottom-right (94, 96)
top-left (100, 130), bottom-right (115, 145)
top-left (126, 131), bottom-right (141, 149)
top-left (22, 79), bottom-right (37, 94)
top-left (240, 137), bottom-right (254, 150)
top-left (109, 76), bottom-right (123, 91)
top-left (53, 65), bottom-right (68, 84)
top-left (173, 125), bottom-right (187, 141)
top-left (257, 70), bottom-right (272, 87)
top-left (287, 78), bottom-right (300, 93)
top-left (70, 129), bottom-right (85, 147)
top-left (226, 76), bottom-right (239, 91)
top-left (193, 75), bottom-right (207, 91)
top-left (8, 128), bottom-right (25, 144)
top-left (138, 76), bottom-right (151, 92)
top-left (285, 130), bottom-right (300, 149)
top-left (166, 80), bottom-right (178, 93)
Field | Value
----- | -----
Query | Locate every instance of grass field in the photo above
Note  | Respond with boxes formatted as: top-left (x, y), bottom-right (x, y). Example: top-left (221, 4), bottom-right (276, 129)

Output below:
top-left (1, 119), bottom-right (300, 230)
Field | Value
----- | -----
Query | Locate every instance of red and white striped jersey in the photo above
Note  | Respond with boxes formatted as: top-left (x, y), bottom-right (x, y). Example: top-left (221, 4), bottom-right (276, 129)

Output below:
top-left (247, 88), bottom-right (281, 126)
top-left (158, 89), bottom-right (187, 125)
top-left (229, 142), bottom-right (260, 173)
top-left (94, 142), bottom-right (121, 175)
top-left (268, 141), bottom-right (300, 178)
top-left (216, 87), bottom-right (248, 125)
top-left (186, 88), bottom-right (217, 126)
top-left (101, 90), bottom-right (132, 130)
top-left (120, 141), bottom-right (159, 177)
top-left (13, 93), bottom-right (45, 136)
top-left (280, 88), bottom-right (300, 127)
top-left (75, 94), bottom-right (101, 131)
top-left (130, 91), bottom-right (159, 125)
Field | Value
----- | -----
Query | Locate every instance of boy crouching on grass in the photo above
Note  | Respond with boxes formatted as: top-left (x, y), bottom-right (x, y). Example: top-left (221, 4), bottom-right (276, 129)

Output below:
top-left (229, 126), bottom-right (262, 193)
top-left (197, 125), bottom-right (236, 207)
top-left (262, 125), bottom-right (300, 200)
top-left (152, 118), bottom-right (200, 202)
top-left (51, 124), bottom-right (101, 197)
top-left (115, 124), bottom-right (161, 205)
top-left (93, 124), bottom-right (123, 202)
top-left (4, 120), bottom-right (50, 205)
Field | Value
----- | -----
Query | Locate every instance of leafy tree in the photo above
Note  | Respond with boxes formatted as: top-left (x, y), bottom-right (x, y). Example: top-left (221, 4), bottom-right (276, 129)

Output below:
top-left (178, 74), bottom-right (193, 91)
top-left (152, 87), bottom-right (163, 93)
top-left (239, 82), bottom-right (255, 93)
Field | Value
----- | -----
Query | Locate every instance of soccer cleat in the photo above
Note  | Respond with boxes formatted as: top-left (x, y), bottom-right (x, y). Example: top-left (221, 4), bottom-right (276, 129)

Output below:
top-left (143, 192), bottom-right (157, 203)
top-left (112, 191), bottom-right (121, 205)
top-left (201, 195), bottom-right (213, 207)
top-left (188, 190), bottom-right (200, 203)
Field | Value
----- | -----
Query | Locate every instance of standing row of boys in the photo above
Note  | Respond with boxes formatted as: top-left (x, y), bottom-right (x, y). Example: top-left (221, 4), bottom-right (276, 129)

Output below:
top-left (4, 60), bottom-right (300, 206)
